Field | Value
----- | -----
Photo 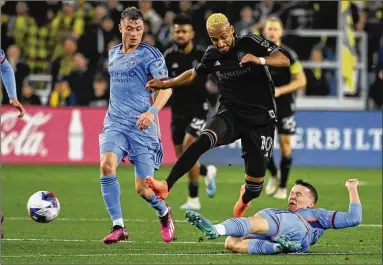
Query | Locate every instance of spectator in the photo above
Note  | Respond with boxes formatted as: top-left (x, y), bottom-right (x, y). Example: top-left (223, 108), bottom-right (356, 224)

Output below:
top-left (88, 74), bottom-right (109, 107)
top-left (20, 81), bottom-right (41, 105)
top-left (304, 48), bottom-right (330, 96)
top-left (2, 45), bottom-right (30, 103)
top-left (368, 69), bottom-right (383, 109)
top-left (106, 0), bottom-right (123, 39)
top-left (253, 0), bottom-right (281, 34)
top-left (157, 11), bottom-right (175, 50)
top-left (49, 78), bottom-right (77, 107)
top-left (51, 36), bottom-right (78, 87)
top-left (138, 0), bottom-right (163, 35)
top-left (234, 6), bottom-right (255, 36)
top-left (65, 53), bottom-right (94, 106)
top-left (179, 0), bottom-right (193, 16)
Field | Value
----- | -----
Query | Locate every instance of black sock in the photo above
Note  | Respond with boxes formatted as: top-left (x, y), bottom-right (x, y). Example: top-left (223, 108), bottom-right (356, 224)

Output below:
top-left (280, 156), bottom-right (292, 188)
top-left (267, 155), bottom-right (277, 177)
top-left (200, 164), bottom-right (207, 176)
top-left (188, 180), bottom-right (199, 198)
top-left (166, 133), bottom-right (213, 191)
top-left (242, 180), bottom-right (264, 204)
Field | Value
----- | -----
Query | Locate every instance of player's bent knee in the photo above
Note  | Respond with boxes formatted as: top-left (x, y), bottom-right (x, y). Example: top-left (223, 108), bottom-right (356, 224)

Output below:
top-left (100, 160), bottom-right (116, 176)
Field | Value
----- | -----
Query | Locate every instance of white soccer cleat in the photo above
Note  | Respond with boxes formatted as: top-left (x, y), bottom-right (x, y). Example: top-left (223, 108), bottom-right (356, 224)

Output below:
top-left (180, 197), bottom-right (201, 210)
top-left (205, 165), bottom-right (217, 198)
top-left (273, 188), bottom-right (287, 200)
top-left (266, 173), bottom-right (280, 196)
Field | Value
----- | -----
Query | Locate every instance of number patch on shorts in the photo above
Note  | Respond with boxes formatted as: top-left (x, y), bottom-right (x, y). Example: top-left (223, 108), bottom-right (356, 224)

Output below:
top-left (260, 135), bottom-right (273, 158)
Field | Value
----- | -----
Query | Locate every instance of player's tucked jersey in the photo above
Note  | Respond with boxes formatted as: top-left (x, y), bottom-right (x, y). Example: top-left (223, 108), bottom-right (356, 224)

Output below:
top-left (264, 208), bottom-right (336, 247)
top-left (0, 49), bottom-right (5, 64)
top-left (164, 44), bottom-right (208, 117)
top-left (105, 42), bottom-right (168, 139)
top-left (268, 44), bottom-right (303, 117)
top-left (194, 34), bottom-right (280, 126)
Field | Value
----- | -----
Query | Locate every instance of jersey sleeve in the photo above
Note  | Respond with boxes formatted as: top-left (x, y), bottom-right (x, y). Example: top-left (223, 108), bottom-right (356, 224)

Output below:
top-left (0, 49), bottom-right (6, 64)
top-left (245, 34), bottom-right (281, 57)
top-left (285, 48), bottom-right (304, 75)
top-left (148, 54), bottom-right (168, 80)
top-left (313, 208), bottom-right (337, 230)
top-left (194, 46), bottom-right (214, 76)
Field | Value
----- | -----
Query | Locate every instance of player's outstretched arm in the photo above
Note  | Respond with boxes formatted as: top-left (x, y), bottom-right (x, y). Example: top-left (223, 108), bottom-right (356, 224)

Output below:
top-left (240, 51), bottom-right (290, 68)
top-left (1, 58), bottom-right (25, 118)
top-left (152, 89), bottom-right (173, 112)
top-left (331, 179), bottom-right (362, 229)
top-left (146, 69), bottom-right (197, 91)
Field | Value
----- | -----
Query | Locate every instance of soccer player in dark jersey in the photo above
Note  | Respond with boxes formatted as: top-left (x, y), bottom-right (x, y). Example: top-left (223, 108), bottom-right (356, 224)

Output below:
top-left (145, 13), bottom-right (290, 218)
top-left (164, 14), bottom-right (217, 210)
top-left (185, 178), bottom-right (362, 254)
top-left (1, 48), bottom-right (25, 238)
top-left (263, 17), bottom-right (307, 200)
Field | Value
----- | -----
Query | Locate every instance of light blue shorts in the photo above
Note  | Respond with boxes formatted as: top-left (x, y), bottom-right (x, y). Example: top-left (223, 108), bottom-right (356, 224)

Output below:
top-left (257, 209), bottom-right (310, 253)
top-left (99, 129), bottom-right (163, 178)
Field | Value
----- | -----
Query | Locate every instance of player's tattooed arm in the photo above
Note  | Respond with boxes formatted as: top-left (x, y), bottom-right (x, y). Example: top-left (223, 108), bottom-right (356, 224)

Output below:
top-left (146, 69), bottom-right (197, 90)
top-left (240, 51), bottom-right (290, 68)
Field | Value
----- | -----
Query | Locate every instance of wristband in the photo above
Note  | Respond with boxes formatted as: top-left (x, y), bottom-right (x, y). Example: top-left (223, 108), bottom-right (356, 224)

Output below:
top-left (148, 106), bottom-right (158, 115)
top-left (259, 57), bottom-right (266, 65)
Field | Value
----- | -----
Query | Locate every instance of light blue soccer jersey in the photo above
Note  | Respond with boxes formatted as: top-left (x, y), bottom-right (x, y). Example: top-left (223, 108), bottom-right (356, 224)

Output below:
top-left (0, 49), bottom-right (5, 63)
top-left (104, 42), bottom-right (168, 142)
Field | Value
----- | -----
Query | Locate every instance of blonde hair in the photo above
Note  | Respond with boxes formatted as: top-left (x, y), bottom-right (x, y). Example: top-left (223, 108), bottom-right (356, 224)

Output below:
top-left (206, 13), bottom-right (229, 28)
top-left (264, 16), bottom-right (284, 29)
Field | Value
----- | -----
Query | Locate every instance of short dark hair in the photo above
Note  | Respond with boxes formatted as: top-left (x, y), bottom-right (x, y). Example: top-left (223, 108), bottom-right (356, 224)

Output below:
top-left (295, 179), bottom-right (318, 204)
top-left (120, 7), bottom-right (144, 22)
top-left (173, 14), bottom-right (193, 26)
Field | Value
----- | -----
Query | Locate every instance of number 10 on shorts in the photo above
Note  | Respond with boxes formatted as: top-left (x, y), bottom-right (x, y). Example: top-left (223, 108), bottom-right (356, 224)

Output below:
top-left (261, 136), bottom-right (273, 158)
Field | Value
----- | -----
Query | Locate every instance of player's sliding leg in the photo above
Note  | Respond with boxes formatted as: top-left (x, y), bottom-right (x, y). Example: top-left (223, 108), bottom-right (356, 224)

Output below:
top-left (273, 134), bottom-right (292, 200)
top-left (265, 155), bottom-right (280, 196)
top-left (134, 161), bottom-right (175, 242)
top-left (185, 211), bottom-right (301, 254)
top-left (99, 145), bottom-right (128, 244)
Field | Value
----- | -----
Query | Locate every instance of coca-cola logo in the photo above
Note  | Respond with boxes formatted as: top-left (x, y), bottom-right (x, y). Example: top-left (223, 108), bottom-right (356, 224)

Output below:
top-left (1, 111), bottom-right (52, 157)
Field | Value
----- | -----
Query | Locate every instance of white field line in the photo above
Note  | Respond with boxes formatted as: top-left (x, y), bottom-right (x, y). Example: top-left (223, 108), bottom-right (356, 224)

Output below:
top-left (6, 217), bottom-right (382, 228)
top-left (3, 252), bottom-right (381, 258)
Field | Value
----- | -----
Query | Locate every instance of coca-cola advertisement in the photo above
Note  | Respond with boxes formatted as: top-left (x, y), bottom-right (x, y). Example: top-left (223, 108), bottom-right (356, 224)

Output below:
top-left (1, 106), bottom-right (177, 164)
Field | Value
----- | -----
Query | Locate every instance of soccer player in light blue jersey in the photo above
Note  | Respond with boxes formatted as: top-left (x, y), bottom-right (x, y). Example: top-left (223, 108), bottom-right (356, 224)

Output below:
top-left (99, 7), bottom-right (174, 244)
top-left (1, 48), bottom-right (25, 238)
top-left (186, 178), bottom-right (362, 254)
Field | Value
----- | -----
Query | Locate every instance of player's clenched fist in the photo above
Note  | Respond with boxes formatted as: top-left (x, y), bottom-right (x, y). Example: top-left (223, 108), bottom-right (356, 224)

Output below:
top-left (345, 179), bottom-right (359, 190)
top-left (239, 54), bottom-right (261, 66)
top-left (136, 111), bottom-right (155, 130)
top-left (146, 79), bottom-right (166, 91)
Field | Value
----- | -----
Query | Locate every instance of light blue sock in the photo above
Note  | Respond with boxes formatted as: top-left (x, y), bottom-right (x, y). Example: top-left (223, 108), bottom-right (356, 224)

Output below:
top-left (100, 175), bottom-right (123, 221)
top-left (144, 194), bottom-right (168, 217)
top-left (221, 218), bottom-right (251, 237)
top-left (248, 239), bottom-right (281, 254)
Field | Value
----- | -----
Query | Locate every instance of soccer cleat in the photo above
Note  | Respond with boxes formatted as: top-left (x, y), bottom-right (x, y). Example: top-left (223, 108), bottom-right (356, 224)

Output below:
top-left (275, 234), bottom-right (302, 252)
top-left (103, 225), bottom-right (129, 244)
top-left (233, 184), bottom-right (251, 218)
top-left (265, 173), bottom-right (280, 196)
top-left (185, 210), bottom-right (219, 239)
top-left (1, 211), bottom-right (4, 239)
top-left (180, 197), bottom-right (201, 210)
top-left (273, 188), bottom-right (287, 200)
top-left (145, 177), bottom-right (169, 200)
top-left (159, 206), bottom-right (175, 242)
top-left (205, 165), bottom-right (217, 198)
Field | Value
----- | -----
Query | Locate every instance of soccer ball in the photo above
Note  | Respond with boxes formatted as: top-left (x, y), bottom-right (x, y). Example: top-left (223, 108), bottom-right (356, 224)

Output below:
top-left (27, 191), bottom-right (60, 223)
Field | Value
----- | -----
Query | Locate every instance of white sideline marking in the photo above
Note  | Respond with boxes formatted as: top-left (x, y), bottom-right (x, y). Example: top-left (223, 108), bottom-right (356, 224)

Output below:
top-left (5, 217), bottom-right (382, 227)
top-left (3, 252), bottom-right (381, 258)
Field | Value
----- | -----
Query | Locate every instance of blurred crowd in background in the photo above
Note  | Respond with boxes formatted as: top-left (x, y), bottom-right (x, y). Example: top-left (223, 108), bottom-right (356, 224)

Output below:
top-left (1, 0), bottom-right (382, 108)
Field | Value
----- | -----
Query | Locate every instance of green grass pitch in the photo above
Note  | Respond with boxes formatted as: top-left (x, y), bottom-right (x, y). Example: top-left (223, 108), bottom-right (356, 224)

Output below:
top-left (1, 165), bottom-right (382, 264)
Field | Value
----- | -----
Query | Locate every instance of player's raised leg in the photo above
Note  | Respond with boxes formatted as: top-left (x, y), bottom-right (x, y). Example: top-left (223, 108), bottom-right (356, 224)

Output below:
top-left (273, 134), bottom-right (292, 199)
top-left (146, 113), bottom-right (232, 200)
top-left (99, 141), bottom-right (128, 244)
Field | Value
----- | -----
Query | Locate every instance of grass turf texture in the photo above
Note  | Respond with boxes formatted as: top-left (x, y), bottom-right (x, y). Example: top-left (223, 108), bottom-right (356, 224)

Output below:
top-left (1, 165), bottom-right (382, 264)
